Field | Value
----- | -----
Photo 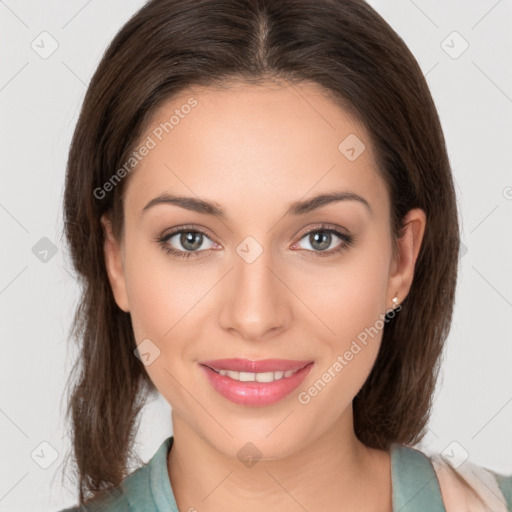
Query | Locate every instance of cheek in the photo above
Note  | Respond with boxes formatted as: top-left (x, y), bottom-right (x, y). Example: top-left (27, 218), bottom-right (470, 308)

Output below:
top-left (124, 263), bottom-right (169, 342)
top-left (122, 238), bottom-right (197, 343)
top-left (304, 242), bottom-right (390, 344)
top-left (122, 242), bottom-right (204, 405)
top-left (298, 233), bottom-right (391, 397)
top-left (296, 292), bottom-right (387, 421)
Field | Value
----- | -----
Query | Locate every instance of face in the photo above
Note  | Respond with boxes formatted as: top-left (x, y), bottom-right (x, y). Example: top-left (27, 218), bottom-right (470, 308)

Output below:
top-left (102, 80), bottom-right (425, 460)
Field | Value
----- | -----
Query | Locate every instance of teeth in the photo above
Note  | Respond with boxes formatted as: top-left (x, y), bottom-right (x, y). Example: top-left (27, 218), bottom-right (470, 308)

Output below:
top-left (216, 368), bottom-right (299, 382)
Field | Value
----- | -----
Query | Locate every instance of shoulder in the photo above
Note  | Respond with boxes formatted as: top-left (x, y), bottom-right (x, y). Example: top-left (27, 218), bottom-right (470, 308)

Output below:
top-left (391, 443), bottom-right (512, 511)
top-left (56, 460), bottom-right (151, 511)
top-left (428, 451), bottom-right (512, 512)
top-left (56, 436), bottom-right (174, 512)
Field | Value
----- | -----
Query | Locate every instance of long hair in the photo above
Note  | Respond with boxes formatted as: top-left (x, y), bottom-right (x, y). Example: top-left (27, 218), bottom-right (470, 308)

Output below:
top-left (61, 0), bottom-right (460, 503)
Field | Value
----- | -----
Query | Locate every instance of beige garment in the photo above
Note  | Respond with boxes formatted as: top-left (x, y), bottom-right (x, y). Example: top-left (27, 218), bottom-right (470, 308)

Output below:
top-left (430, 454), bottom-right (508, 512)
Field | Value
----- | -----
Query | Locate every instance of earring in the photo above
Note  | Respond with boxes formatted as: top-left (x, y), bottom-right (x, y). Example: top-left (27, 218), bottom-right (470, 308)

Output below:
top-left (392, 295), bottom-right (400, 309)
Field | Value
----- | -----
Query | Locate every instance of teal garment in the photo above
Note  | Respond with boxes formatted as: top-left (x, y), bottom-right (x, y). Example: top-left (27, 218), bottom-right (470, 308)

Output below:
top-left (59, 436), bottom-right (512, 511)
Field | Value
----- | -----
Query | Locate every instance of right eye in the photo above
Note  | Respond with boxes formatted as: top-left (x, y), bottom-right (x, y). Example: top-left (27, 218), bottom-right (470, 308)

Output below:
top-left (156, 227), bottom-right (218, 259)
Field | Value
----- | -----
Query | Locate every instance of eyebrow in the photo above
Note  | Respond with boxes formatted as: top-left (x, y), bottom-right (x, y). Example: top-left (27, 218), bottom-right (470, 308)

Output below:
top-left (142, 191), bottom-right (372, 217)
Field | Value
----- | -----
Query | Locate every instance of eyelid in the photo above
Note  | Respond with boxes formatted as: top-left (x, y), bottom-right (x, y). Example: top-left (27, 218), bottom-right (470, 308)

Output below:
top-left (294, 222), bottom-right (351, 240)
top-left (160, 224), bottom-right (217, 243)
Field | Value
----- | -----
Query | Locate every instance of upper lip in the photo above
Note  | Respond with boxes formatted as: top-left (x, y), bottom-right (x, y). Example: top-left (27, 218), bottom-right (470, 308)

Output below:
top-left (200, 358), bottom-right (313, 373)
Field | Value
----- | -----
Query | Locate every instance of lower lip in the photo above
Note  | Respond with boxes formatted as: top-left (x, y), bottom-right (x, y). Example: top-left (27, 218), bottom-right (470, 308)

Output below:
top-left (199, 363), bottom-right (314, 406)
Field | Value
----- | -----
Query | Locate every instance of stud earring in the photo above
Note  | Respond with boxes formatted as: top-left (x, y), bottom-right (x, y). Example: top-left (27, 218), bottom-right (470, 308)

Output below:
top-left (392, 296), bottom-right (400, 309)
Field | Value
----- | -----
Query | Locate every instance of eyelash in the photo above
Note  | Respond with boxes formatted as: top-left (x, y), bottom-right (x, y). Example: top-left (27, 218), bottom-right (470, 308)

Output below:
top-left (155, 223), bottom-right (355, 260)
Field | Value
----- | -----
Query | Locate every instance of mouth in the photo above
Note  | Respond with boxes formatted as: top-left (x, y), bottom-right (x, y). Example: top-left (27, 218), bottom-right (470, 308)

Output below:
top-left (207, 367), bottom-right (305, 382)
top-left (199, 358), bottom-right (314, 406)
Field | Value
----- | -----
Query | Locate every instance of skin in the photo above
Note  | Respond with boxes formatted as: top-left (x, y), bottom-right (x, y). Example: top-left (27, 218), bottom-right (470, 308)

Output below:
top-left (102, 80), bottom-right (426, 512)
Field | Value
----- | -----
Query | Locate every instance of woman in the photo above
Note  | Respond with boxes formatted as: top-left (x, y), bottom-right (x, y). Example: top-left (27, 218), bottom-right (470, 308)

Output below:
top-left (59, 0), bottom-right (512, 510)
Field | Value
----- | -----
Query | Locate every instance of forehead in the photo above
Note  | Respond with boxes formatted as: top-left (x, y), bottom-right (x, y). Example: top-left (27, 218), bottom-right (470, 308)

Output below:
top-left (124, 81), bottom-right (388, 220)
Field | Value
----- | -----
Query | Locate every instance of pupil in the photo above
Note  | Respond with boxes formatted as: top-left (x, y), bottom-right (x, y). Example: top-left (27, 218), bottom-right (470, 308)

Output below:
top-left (311, 231), bottom-right (331, 251)
top-left (181, 232), bottom-right (202, 251)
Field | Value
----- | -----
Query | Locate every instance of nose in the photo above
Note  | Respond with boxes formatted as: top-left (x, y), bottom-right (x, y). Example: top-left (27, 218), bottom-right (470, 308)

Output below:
top-left (218, 243), bottom-right (293, 342)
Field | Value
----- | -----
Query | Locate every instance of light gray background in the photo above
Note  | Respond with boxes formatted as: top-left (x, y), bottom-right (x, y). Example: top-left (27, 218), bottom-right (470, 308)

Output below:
top-left (1, 0), bottom-right (511, 510)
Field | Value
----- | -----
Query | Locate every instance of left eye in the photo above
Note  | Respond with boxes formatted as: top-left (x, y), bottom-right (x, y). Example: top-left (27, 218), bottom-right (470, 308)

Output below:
top-left (294, 228), bottom-right (353, 255)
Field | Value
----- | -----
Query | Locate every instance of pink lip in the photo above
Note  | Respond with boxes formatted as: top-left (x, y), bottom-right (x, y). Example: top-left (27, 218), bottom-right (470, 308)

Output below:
top-left (199, 359), bottom-right (314, 406)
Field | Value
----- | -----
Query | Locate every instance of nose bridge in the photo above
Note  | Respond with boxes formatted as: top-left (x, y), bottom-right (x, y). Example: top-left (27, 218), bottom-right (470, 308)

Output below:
top-left (218, 237), bottom-right (291, 340)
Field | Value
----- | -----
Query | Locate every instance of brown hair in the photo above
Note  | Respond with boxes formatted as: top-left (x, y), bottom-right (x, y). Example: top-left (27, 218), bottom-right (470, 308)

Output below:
top-left (61, 0), bottom-right (460, 504)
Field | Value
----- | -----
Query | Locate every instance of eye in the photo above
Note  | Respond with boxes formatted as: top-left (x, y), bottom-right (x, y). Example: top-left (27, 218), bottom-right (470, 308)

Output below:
top-left (292, 224), bottom-right (355, 257)
top-left (156, 227), bottom-right (217, 259)
top-left (155, 223), bottom-right (355, 260)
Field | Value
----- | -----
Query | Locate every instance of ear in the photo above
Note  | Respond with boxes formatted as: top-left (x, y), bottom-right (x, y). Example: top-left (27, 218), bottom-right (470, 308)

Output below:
top-left (386, 208), bottom-right (426, 308)
top-left (100, 213), bottom-right (130, 313)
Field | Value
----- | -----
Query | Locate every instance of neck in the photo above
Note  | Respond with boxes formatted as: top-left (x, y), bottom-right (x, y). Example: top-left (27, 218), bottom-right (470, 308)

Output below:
top-left (167, 408), bottom-right (392, 512)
